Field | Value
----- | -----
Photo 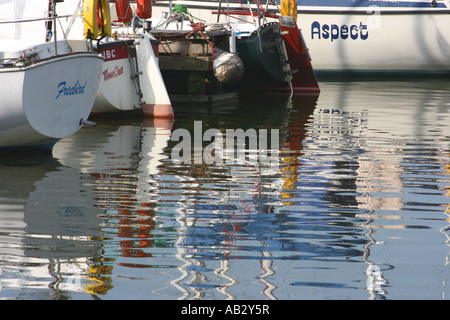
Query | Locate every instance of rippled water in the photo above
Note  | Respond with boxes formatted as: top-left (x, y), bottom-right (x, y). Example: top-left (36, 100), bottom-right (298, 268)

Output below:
top-left (0, 80), bottom-right (448, 300)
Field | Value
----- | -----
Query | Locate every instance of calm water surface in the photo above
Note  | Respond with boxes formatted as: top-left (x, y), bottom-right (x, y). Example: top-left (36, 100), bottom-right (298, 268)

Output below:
top-left (0, 80), bottom-right (448, 300)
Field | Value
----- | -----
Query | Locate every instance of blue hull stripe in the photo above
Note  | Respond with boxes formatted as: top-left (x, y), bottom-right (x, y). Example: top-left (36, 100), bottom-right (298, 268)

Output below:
top-left (292, 0), bottom-right (447, 9)
top-left (154, 0), bottom-right (448, 9)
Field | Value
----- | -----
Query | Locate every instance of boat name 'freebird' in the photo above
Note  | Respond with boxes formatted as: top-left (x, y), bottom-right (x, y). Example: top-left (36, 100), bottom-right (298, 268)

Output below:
top-left (56, 80), bottom-right (87, 99)
top-left (311, 21), bottom-right (369, 41)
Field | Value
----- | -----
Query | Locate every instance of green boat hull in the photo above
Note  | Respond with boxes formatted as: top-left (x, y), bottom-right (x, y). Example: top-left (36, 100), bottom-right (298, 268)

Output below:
top-left (236, 22), bottom-right (291, 90)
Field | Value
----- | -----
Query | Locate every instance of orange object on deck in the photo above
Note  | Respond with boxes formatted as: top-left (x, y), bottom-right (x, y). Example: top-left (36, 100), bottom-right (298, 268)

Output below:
top-left (115, 0), bottom-right (133, 23)
top-left (136, 0), bottom-right (152, 19)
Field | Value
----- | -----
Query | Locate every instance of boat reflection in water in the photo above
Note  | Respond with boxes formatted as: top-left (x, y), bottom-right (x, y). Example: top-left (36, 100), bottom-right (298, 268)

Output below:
top-left (163, 82), bottom-right (448, 300)
top-left (166, 95), bottom-right (318, 300)
top-left (0, 80), bottom-right (448, 299)
top-left (0, 118), bottom-right (174, 298)
top-left (52, 117), bottom-right (174, 296)
top-left (0, 153), bottom-right (104, 298)
top-left (305, 80), bottom-right (449, 299)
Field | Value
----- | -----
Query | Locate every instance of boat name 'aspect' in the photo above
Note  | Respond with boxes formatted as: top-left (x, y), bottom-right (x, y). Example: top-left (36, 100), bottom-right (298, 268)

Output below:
top-left (102, 66), bottom-right (124, 81)
top-left (311, 21), bottom-right (369, 41)
top-left (56, 80), bottom-right (87, 99)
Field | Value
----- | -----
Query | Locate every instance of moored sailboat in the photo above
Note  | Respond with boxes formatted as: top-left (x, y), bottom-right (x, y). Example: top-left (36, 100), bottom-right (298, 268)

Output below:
top-left (54, 0), bottom-right (174, 118)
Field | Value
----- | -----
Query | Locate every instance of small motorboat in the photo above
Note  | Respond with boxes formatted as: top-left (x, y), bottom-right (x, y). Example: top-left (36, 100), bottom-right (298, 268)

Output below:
top-left (151, 0), bottom-right (450, 75)
top-left (143, 0), bottom-right (319, 96)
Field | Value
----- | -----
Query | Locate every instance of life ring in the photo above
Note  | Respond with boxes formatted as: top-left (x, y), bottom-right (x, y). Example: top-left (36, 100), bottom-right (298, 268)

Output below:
top-left (136, 0), bottom-right (152, 19)
top-left (84, 0), bottom-right (111, 39)
top-left (115, 0), bottom-right (133, 23)
top-left (280, 0), bottom-right (297, 21)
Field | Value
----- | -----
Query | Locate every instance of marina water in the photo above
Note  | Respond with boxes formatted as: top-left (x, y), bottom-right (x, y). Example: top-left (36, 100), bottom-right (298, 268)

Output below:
top-left (0, 79), bottom-right (448, 300)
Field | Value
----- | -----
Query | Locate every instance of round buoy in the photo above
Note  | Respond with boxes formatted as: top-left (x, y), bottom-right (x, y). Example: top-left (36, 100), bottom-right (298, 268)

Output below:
top-left (213, 51), bottom-right (244, 85)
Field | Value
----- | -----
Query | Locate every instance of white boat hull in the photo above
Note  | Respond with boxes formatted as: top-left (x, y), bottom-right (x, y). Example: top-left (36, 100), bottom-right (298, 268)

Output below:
top-left (297, 9), bottom-right (450, 73)
top-left (0, 52), bottom-right (103, 148)
top-left (52, 1), bottom-right (173, 117)
top-left (93, 35), bottom-right (174, 118)
top-left (94, 40), bottom-right (141, 113)
top-left (150, 0), bottom-right (450, 74)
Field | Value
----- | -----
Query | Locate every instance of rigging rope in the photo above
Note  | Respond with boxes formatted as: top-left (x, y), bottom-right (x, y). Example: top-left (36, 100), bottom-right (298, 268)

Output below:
top-left (172, 4), bottom-right (206, 23)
